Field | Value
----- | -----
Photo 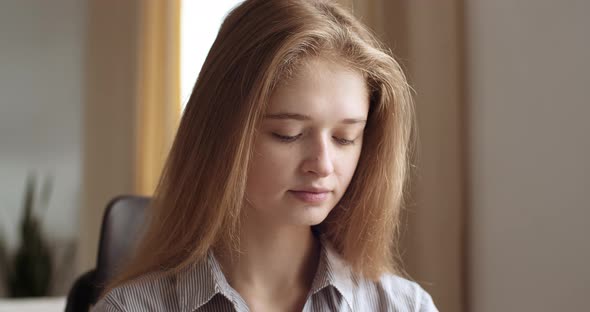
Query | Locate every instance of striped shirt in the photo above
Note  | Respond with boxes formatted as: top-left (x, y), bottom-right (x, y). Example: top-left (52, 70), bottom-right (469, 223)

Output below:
top-left (92, 239), bottom-right (438, 311)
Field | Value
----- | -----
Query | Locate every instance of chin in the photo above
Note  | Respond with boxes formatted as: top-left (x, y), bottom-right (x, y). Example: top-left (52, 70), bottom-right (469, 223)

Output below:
top-left (289, 206), bottom-right (332, 226)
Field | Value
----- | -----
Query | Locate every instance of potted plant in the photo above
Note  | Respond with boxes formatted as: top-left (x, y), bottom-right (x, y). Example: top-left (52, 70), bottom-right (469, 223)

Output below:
top-left (0, 174), bottom-right (53, 297)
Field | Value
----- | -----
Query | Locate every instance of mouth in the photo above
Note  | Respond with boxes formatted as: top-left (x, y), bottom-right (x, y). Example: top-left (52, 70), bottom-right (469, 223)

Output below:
top-left (288, 190), bottom-right (331, 203)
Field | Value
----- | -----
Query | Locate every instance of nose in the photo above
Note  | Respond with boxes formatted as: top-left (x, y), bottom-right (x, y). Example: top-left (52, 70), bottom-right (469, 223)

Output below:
top-left (301, 134), bottom-right (334, 177)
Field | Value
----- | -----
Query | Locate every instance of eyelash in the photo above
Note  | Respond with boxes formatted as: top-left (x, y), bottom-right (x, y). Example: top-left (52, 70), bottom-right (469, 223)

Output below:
top-left (272, 133), bottom-right (356, 146)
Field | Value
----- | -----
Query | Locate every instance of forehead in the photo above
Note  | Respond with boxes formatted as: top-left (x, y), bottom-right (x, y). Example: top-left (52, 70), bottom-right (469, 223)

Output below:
top-left (267, 57), bottom-right (369, 119)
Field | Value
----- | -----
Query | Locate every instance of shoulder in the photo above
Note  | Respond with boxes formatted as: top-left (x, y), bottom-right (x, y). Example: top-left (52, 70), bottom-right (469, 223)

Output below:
top-left (379, 274), bottom-right (438, 311)
top-left (353, 273), bottom-right (438, 312)
top-left (91, 271), bottom-right (180, 312)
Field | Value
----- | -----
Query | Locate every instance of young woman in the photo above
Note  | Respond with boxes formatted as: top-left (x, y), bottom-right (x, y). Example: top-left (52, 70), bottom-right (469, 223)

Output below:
top-left (93, 0), bottom-right (437, 311)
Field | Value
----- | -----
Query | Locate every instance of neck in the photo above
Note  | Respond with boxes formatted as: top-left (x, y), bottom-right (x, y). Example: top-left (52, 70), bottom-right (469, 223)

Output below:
top-left (216, 210), bottom-right (321, 303)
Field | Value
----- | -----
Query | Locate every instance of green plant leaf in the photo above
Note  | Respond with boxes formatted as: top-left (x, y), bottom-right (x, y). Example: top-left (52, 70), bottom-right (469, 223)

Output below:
top-left (8, 173), bottom-right (53, 297)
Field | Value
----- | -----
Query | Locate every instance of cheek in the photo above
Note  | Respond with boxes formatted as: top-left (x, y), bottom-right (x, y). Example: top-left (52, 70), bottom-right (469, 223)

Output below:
top-left (245, 141), bottom-right (297, 196)
top-left (336, 147), bottom-right (363, 188)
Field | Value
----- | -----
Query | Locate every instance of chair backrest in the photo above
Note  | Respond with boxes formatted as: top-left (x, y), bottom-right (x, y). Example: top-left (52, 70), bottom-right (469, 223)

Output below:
top-left (65, 195), bottom-right (151, 311)
top-left (94, 195), bottom-right (150, 287)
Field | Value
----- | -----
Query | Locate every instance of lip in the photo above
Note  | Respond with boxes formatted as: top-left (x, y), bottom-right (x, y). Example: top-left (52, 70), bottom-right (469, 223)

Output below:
top-left (291, 187), bottom-right (332, 193)
top-left (288, 190), bottom-right (331, 203)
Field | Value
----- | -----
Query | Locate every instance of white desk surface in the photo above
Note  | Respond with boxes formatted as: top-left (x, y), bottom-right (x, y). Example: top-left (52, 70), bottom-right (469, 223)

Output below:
top-left (0, 296), bottom-right (66, 312)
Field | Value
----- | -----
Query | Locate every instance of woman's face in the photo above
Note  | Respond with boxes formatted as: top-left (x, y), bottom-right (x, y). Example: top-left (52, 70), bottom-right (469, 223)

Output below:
top-left (244, 57), bottom-right (369, 227)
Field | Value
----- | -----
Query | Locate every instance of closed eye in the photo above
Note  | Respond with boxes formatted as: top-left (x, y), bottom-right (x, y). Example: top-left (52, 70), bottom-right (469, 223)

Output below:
top-left (272, 133), bottom-right (302, 142)
top-left (272, 133), bottom-right (356, 146)
top-left (333, 137), bottom-right (356, 145)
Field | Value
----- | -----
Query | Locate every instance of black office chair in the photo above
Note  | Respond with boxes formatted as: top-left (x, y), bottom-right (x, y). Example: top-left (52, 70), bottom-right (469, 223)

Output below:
top-left (65, 195), bottom-right (150, 312)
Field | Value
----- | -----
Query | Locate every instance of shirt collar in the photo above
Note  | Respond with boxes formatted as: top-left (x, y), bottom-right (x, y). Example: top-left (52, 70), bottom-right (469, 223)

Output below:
top-left (176, 236), bottom-right (355, 311)
top-left (310, 236), bottom-right (355, 310)
top-left (177, 251), bottom-right (242, 312)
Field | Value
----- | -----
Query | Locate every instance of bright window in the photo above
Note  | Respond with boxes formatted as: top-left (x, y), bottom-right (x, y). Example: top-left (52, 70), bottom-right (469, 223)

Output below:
top-left (180, 0), bottom-right (244, 111)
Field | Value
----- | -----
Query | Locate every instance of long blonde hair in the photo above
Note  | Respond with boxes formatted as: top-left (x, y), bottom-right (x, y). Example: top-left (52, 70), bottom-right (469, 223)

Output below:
top-left (103, 0), bottom-right (414, 295)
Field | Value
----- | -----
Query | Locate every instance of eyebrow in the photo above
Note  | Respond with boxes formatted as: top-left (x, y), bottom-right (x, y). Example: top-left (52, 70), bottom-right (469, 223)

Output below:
top-left (264, 113), bottom-right (367, 124)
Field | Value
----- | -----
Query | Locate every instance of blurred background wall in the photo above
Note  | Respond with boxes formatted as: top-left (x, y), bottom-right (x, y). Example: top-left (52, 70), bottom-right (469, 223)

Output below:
top-left (0, 0), bottom-right (588, 311)
top-left (0, 0), bottom-right (87, 295)
top-left (78, 0), bottom-right (139, 285)
top-left (466, 0), bottom-right (590, 311)
top-left (0, 0), bottom-right (141, 297)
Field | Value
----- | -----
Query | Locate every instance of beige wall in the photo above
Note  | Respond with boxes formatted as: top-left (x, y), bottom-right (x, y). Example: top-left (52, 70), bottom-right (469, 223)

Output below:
top-left (466, 0), bottom-right (590, 310)
top-left (403, 2), bottom-right (465, 311)
top-left (78, 0), bottom-right (140, 274)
